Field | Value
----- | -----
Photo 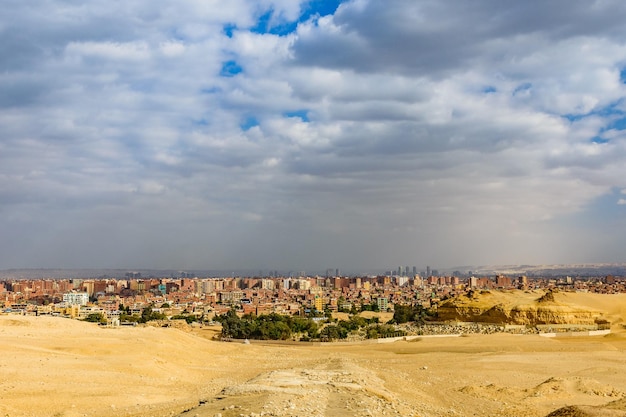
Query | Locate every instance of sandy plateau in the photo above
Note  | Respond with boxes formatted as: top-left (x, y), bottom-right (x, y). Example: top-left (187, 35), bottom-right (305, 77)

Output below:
top-left (2, 292), bottom-right (626, 417)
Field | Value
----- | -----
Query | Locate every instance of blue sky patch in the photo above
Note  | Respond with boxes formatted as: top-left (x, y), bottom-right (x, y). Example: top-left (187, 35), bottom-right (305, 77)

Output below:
top-left (250, 10), bottom-right (299, 36)
top-left (284, 110), bottom-right (310, 122)
top-left (240, 116), bottom-right (259, 131)
top-left (301, 0), bottom-right (344, 20)
top-left (251, 10), bottom-right (274, 34)
top-left (590, 136), bottom-right (609, 144)
top-left (607, 116), bottom-right (626, 131)
top-left (620, 67), bottom-right (626, 84)
top-left (595, 102), bottom-right (624, 118)
top-left (220, 61), bottom-right (243, 77)
top-left (482, 86), bottom-right (497, 94)
top-left (250, 1), bottom-right (346, 36)
top-left (223, 24), bottom-right (236, 38)
top-left (562, 102), bottom-right (624, 123)
top-left (266, 21), bottom-right (299, 36)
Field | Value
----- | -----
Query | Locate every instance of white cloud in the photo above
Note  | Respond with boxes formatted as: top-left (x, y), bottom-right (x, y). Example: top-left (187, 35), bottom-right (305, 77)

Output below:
top-left (66, 41), bottom-right (151, 61)
top-left (159, 41), bottom-right (186, 57)
top-left (2, 0), bottom-right (626, 270)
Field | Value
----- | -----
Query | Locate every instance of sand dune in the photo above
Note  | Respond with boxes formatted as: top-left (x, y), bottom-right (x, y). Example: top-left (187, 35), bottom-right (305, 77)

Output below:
top-left (2, 292), bottom-right (626, 417)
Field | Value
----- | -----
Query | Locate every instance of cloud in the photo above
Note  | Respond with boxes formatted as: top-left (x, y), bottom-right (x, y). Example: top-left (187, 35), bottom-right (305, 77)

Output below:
top-left (292, 1), bottom-right (626, 76)
top-left (66, 41), bottom-right (151, 61)
top-left (1, 0), bottom-right (626, 270)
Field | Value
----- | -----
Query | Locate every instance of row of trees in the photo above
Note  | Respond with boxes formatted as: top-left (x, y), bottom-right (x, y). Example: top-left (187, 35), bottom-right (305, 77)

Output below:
top-left (117, 306), bottom-right (168, 323)
top-left (216, 309), bottom-right (404, 341)
top-left (389, 304), bottom-right (429, 324)
top-left (217, 310), bottom-right (319, 340)
top-left (336, 296), bottom-right (383, 313)
top-left (84, 306), bottom-right (199, 324)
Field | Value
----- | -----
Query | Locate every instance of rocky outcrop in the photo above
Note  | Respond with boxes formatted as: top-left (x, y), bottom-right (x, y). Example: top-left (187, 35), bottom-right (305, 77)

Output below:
top-left (436, 290), bottom-right (606, 326)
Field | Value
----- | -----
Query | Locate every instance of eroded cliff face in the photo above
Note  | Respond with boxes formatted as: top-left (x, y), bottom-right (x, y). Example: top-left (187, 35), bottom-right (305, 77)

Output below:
top-left (436, 291), bottom-right (605, 325)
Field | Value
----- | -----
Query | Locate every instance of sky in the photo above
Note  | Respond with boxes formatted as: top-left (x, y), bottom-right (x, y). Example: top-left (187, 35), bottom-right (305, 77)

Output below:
top-left (2, 0), bottom-right (626, 273)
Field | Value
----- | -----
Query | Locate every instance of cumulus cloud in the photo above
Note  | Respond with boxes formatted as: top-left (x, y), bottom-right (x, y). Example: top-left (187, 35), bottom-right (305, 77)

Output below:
top-left (1, 0), bottom-right (626, 271)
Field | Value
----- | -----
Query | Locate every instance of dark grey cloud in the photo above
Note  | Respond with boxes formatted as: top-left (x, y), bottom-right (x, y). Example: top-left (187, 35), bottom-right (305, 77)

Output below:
top-left (292, 0), bottom-right (626, 76)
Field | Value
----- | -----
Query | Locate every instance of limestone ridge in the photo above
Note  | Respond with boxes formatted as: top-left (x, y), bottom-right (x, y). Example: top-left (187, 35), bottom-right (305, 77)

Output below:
top-left (537, 290), bottom-right (556, 304)
top-left (436, 290), bottom-right (607, 326)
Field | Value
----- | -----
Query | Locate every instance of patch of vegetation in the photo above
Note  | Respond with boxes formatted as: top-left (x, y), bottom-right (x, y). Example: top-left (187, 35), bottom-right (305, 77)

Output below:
top-left (170, 314), bottom-right (199, 324)
top-left (366, 324), bottom-right (405, 339)
top-left (389, 304), bottom-right (429, 324)
top-left (82, 312), bottom-right (107, 324)
top-left (138, 307), bottom-right (166, 323)
top-left (216, 310), bottom-right (316, 340)
top-left (215, 310), bottom-right (392, 341)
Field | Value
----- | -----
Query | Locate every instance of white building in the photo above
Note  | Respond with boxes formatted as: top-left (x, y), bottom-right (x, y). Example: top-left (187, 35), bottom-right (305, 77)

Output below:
top-left (261, 279), bottom-right (275, 290)
top-left (63, 292), bottom-right (89, 306)
top-left (396, 276), bottom-right (409, 287)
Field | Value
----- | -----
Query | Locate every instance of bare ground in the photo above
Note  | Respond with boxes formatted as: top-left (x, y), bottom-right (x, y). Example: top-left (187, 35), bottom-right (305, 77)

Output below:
top-left (2, 293), bottom-right (626, 417)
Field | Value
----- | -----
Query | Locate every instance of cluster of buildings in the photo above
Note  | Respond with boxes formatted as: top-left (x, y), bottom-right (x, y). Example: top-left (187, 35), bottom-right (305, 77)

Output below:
top-left (1, 272), bottom-right (624, 323)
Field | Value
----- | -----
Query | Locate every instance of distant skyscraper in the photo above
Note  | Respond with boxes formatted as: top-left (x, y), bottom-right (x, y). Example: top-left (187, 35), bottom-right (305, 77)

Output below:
top-left (426, 266), bottom-right (431, 277)
top-left (412, 266), bottom-right (417, 275)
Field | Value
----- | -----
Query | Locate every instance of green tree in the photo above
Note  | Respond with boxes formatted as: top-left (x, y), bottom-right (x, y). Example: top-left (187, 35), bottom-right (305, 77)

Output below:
top-left (292, 318), bottom-right (318, 337)
top-left (171, 314), bottom-right (198, 324)
top-left (390, 304), bottom-right (427, 325)
top-left (119, 312), bottom-right (139, 323)
top-left (337, 296), bottom-right (346, 312)
top-left (139, 306), bottom-right (166, 323)
top-left (83, 312), bottom-right (106, 324)
top-left (366, 324), bottom-right (404, 339)
top-left (320, 324), bottom-right (348, 341)
top-left (259, 321), bottom-right (291, 340)
top-left (219, 308), bottom-right (242, 338)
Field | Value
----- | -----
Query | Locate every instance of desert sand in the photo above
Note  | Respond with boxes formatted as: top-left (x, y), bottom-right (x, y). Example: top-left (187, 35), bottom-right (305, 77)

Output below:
top-left (2, 292), bottom-right (626, 417)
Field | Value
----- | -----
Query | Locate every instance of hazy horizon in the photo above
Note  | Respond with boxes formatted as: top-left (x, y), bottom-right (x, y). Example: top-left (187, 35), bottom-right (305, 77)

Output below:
top-left (3, 262), bottom-right (626, 280)
top-left (2, 1), bottom-right (626, 271)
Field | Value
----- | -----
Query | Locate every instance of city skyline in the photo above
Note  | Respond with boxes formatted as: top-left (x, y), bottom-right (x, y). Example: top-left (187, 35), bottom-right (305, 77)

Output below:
top-left (2, 1), bottom-right (626, 271)
top-left (4, 261), bottom-right (626, 281)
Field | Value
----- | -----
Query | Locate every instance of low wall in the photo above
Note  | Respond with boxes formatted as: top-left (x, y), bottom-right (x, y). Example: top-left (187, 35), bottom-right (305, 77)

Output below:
top-left (539, 329), bottom-right (610, 338)
top-left (535, 324), bottom-right (598, 331)
top-left (374, 334), bottom-right (462, 343)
